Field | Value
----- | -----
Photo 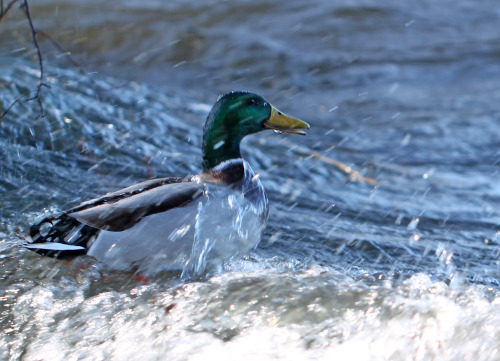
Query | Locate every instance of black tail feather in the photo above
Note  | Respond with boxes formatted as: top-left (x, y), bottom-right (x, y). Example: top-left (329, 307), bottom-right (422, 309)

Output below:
top-left (28, 214), bottom-right (98, 259)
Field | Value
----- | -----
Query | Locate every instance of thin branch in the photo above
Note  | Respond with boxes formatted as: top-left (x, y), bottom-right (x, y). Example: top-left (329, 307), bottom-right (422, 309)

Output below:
top-left (0, 0), bottom-right (48, 119)
top-left (280, 138), bottom-right (378, 185)
top-left (21, 0), bottom-right (49, 118)
top-left (0, 0), bottom-right (18, 21)
top-left (0, 89), bottom-right (35, 120)
top-left (38, 29), bottom-right (87, 74)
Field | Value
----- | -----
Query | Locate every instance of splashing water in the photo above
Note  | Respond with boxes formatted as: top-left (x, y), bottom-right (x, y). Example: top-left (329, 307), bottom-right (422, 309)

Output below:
top-left (183, 160), bottom-right (268, 277)
top-left (1, 0), bottom-right (499, 359)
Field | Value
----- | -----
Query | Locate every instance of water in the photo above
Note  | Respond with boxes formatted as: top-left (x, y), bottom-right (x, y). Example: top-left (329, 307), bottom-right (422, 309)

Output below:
top-left (1, 0), bottom-right (499, 359)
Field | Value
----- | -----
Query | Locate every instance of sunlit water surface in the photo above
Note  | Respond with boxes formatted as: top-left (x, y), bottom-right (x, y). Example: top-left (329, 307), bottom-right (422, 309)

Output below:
top-left (0, 0), bottom-right (499, 360)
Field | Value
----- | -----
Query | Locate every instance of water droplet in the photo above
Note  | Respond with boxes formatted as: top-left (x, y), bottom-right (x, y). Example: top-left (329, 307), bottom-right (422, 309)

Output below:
top-left (173, 61), bottom-right (186, 68)
top-left (395, 214), bottom-right (404, 225)
top-left (422, 168), bottom-right (435, 179)
top-left (407, 217), bottom-right (419, 230)
top-left (400, 133), bottom-right (411, 146)
top-left (213, 140), bottom-right (225, 150)
top-left (388, 82), bottom-right (400, 94)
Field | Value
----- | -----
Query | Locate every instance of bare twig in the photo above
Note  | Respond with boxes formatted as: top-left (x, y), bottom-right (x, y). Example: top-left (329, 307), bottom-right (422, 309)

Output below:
top-left (280, 138), bottom-right (378, 185)
top-left (0, 0), bottom-right (19, 21)
top-left (0, 89), bottom-right (35, 120)
top-left (0, 0), bottom-right (49, 118)
top-left (21, 0), bottom-right (49, 118)
top-left (307, 150), bottom-right (377, 185)
top-left (38, 29), bottom-right (87, 74)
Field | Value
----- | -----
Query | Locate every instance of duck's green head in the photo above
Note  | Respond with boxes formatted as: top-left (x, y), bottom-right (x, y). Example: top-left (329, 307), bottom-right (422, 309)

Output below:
top-left (202, 91), bottom-right (310, 170)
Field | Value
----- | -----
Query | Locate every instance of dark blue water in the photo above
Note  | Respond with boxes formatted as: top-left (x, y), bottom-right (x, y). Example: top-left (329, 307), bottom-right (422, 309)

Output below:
top-left (0, 0), bottom-right (499, 359)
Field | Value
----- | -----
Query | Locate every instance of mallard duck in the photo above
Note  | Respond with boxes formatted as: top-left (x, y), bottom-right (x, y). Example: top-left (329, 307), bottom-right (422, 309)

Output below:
top-left (26, 91), bottom-right (310, 276)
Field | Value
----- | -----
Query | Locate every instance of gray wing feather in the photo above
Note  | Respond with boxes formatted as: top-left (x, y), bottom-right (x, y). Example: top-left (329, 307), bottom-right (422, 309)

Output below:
top-left (68, 180), bottom-right (204, 232)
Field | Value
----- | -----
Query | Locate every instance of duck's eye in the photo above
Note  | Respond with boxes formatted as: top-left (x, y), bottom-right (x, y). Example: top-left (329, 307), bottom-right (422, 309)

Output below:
top-left (247, 98), bottom-right (257, 105)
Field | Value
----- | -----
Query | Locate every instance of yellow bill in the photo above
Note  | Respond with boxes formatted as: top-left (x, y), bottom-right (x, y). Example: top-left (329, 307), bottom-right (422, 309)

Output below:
top-left (264, 106), bottom-right (310, 135)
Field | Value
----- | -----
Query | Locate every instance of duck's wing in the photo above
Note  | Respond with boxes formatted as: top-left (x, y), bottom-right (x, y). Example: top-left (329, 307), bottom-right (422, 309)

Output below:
top-left (26, 177), bottom-right (204, 259)
top-left (66, 177), bottom-right (203, 232)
